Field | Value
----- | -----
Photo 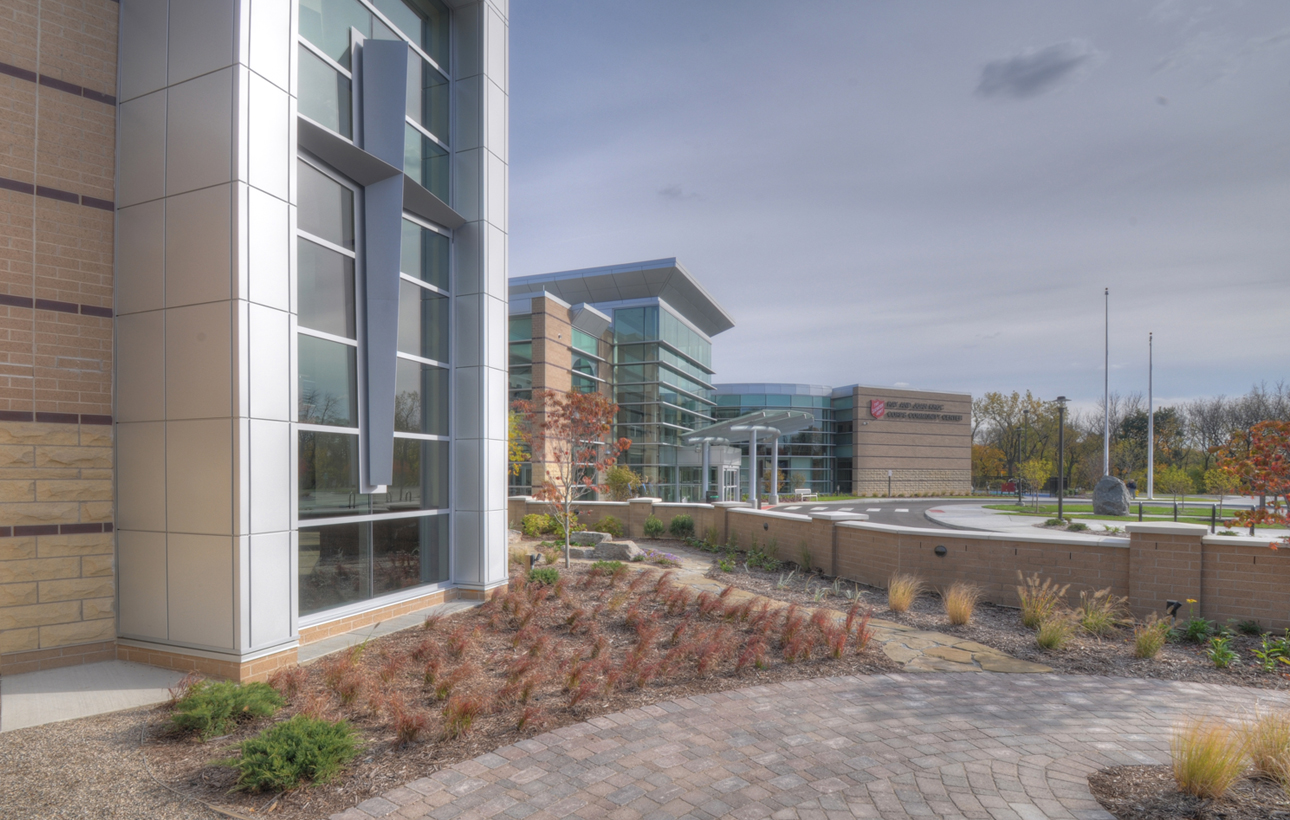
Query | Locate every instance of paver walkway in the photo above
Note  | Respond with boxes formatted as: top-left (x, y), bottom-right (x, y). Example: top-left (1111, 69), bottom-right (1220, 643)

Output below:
top-left (333, 673), bottom-right (1290, 820)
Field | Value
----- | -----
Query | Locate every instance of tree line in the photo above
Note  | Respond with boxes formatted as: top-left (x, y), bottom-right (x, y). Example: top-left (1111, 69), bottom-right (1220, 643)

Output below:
top-left (971, 382), bottom-right (1290, 495)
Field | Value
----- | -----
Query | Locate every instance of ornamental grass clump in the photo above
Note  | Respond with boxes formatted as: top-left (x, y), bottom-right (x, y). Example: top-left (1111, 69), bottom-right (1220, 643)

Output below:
top-left (887, 573), bottom-right (924, 613)
top-left (1244, 709), bottom-right (1290, 787)
top-left (1171, 718), bottom-right (1248, 800)
top-left (171, 680), bottom-right (285, 740)
top-left (1035, 615), bottom-right (1075, 651)
top-left (1133, 615), bottom-right (1171, 659)
top-left (1076, 586), bottom-right (1127, 636)
top-left (1015, 572), bottom-right (1068, 630)
top-left (223, 715), bottom-right (358, 793)
top-left (942, 582), bottom-right (980, 626)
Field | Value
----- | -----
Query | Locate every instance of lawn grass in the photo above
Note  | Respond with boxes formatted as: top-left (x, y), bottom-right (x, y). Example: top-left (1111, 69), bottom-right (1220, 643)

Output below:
top-left (984, 503), bottom-right (1252, 528)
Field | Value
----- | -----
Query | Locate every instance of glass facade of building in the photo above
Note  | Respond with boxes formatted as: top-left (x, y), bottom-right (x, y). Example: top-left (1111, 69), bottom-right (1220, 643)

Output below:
top-left (613, 304), bottom-right (716, 502)
top-left (713, 385), bottom-right (837, 495)
top-left (297, 0), bottom-right (453, 619)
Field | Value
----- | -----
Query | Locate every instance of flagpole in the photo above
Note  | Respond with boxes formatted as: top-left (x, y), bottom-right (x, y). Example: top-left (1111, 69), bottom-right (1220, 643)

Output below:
top-left (1103, 288), bottom-right (1109, 476)
top-left (1147, 332), bottom-right (1154, 499)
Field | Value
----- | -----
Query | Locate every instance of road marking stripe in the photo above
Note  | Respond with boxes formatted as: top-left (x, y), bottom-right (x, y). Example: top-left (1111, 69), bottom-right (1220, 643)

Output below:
top-left (895, 508), bottom-right (909, 512)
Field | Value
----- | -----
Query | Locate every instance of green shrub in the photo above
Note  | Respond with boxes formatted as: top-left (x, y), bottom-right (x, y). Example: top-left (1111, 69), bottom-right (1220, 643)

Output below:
top-left (703, 525), bottom-right (720, 545)
top-left (643, 515), bottom-right (664, 538)
top-left (527, 566), bottom-right (559, 586)
top-left (590, 515), bottom-right (624, 537)
top-left (172, 680), bottom-right (284, 739)
top-left (1067, 522), bottom-right (1089, 532)
top-left (1044, 518), bottom-right (1065, 527)
top-left (590, 560), bottom-right (623, 573)
top-left (521, 514), bottom-right (555, 537)
top-left (1207, 635), bottom-right (1240, 669)
top-left (668, 515), bottom-right (695, 538)
top-left (223, 715), bottom-right (358, 792)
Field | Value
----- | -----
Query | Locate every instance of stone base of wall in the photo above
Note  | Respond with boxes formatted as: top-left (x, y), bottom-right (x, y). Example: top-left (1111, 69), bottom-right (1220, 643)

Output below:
top-left (0, 638), bottom-right (116, 676)
top-left (115, 641), bottom-right (300, 683)
top-left (1, 581), bottom-right (510, 682)
top-left (850, 469), bottom-right (970, 496)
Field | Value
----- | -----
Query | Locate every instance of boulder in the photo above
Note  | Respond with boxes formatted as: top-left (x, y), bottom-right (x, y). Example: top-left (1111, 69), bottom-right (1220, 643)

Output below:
top-left (592, 540), bottom-right (644, 561)
top-left (566, 546), bottom-right (595, 560)
top-left (569, 530), bottom-right (611, 546)
top-left (1092, 475), bottom-right (1132, 516)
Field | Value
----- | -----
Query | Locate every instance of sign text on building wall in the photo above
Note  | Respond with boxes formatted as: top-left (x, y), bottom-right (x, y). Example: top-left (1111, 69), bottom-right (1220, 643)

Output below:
top-left (870, 400), bottom-right (963, 422)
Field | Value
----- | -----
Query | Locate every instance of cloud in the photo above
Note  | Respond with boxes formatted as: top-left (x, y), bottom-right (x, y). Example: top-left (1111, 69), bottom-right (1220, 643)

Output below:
top-left (977, 39), bottom-right (1101, 99)
top-left (659, 183), bottom-right (701, 201)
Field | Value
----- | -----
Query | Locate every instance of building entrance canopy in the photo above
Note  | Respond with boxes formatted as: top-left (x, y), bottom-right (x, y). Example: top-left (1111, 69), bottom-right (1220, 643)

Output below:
top-left (683, 410), bottom-right (815, 505)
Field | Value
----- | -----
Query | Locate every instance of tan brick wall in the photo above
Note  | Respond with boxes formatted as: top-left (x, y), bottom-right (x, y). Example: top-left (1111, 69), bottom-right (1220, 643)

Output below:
top-left (0, 0), bottom-right (120, 670)
top-left (851, 468), bottom-right (971, 496)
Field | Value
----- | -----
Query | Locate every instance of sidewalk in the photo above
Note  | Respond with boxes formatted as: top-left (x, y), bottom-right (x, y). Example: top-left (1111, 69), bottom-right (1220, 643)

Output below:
top-left (0, 599), bottom-right (480, 733)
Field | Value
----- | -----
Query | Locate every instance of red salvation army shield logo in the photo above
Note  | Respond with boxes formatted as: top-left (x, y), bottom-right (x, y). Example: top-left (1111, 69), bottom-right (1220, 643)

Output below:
top-left (870, 400), bottom-right (886, 419)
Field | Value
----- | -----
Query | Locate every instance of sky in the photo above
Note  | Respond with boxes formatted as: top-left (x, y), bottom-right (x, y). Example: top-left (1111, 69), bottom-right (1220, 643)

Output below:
top-left (508, 1), bottom-right (1290, 414)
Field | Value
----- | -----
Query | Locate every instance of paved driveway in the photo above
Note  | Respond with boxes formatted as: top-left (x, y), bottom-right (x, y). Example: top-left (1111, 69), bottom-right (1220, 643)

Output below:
top-left (332, 674), bottom-right (1288, 820)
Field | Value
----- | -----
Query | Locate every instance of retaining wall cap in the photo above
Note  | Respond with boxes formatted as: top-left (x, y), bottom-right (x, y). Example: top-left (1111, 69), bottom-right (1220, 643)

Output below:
top-left (835, 519), bottom-right (1129, 547)
top-left (568, 500), bottom-right (630, 507)
top-left (629, 497), bottom-right (663, 504)
top-left (711, 501), bottom-right (748, 508)
top-left (1202, 534), bottom-right (1289, 549)
top-left (729, 507), bottom-right (812, 523)
top-left (1126, 522), bottom-right (1209, 535)
top-left (654, 502), bottom-right (715, 509)
top-left (808, 512), bottom-right (869, 522)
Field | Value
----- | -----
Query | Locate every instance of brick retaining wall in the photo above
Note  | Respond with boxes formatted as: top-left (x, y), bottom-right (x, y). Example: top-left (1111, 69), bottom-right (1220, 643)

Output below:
top-left (509, 497), bottom-right (1290, 628)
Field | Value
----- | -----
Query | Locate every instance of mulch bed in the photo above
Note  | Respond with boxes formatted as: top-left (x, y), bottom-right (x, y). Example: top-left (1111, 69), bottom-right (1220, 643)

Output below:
top-left (1090, 765), bottom-right (1290, 820)
top-left (672, 539), bottom-right (1290, 690)
top-left (140, 561), bottom-right (898, 820)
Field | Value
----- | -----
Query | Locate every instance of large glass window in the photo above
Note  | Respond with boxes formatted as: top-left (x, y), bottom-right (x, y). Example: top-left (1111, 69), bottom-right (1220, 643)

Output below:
top-left (406, 56), bottom-right (449, 142)
top-left (398, 279), bottom-right (449, 362)
top-left (299, 514), bottom-right (448, 616)
top-left (298, 45), bottom-right (353, 137)
top-left (405, 124), bottom-right (449, 201)
top-left (298, 162), bottom-right (356, 250)
top-left (394, 358), bottom-right (447, 435)
top-left (298, 240), bottom-right (356, 337)
top-left (373, 0), bottom-right (449, 66)
top-left (509, 316), bottom-right (532, 342)
top-left (299, 335), bottom-right (358, 426)
top-left (401, 218), bottom-right (449, 290)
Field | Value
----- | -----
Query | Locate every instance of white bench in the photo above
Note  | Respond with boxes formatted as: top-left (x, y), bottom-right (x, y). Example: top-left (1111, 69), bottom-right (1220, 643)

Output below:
top-left (794, 488), bottom-right (817, 502)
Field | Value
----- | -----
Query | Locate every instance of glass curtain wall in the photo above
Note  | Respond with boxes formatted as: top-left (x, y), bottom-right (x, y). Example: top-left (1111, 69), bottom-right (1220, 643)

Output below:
top-left (713, 392), bottom-right (836, 495)
top-left (613, 304), bottom-right (715, 501)
top-left (296, 0), bottom-right (453, 619)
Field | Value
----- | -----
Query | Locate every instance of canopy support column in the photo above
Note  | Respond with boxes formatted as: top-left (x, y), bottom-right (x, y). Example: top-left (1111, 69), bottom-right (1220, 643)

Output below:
top-left (770, 435), bottom-right (780, 505)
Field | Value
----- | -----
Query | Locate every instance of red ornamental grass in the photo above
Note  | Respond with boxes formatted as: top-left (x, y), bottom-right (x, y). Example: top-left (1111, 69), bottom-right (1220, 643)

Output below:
top-left (654, 570), bottom-right (677, 595)
top-left (266, 666), bottom-right (307, 700)
top-left (511, 623), bottom-right (540, 650)
top-left (378, 653), bottom-right (407, 683)
top-left (609, 563), bottom-right (630, 587)
top-left (848, 603), bottom-right (875, 652)
top-left (718, 585), bottom-right (735, 600)
top-left (568, 678), bottom-right (599, 709)
top-left (517, 705), bottom-right (549, 733)
top-left (697, 591), bottom-right (723, 618)
top-left (392, 705), bottom-right (430, 745)
top-left (627, 569), bottom-right (654, 594)
top-left (422, 655), bottom-right (443, 685)
top-left (446, 625), bottom-right (476, 659)
top-left (299, 692), bottom-right (332, 720)
top-left (442, 695), bottom-right (486, 740)
top-left (780, 604), bottom-right (805, 648)
top-left (423, 613), bottom-right (447, 632)
top-left (334, 668), bottom-right (367, 706)
top-left (623, 601), bottom-right (644, 628)
top-left (670, 614), bottom-right (694, 647)
top-left (434, 662), bottom-right (477, 701)
top-left (736, 636), bottom-right (767, 673)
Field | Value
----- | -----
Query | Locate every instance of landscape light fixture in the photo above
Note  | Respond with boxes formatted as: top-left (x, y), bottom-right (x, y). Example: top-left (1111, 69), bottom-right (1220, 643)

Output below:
top-left (763, 522), bottom-right (769, 530)
top-left (1165, 600), bottom-right (1182, 619)
top-left (934, 545), bottom-right (948, 556)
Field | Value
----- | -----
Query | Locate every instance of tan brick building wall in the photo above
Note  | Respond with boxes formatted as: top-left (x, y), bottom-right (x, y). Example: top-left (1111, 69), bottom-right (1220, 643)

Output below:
top-left (850, 385), bottom-right (971, 495)
top-left (1, 0), bottom-right (120, 673)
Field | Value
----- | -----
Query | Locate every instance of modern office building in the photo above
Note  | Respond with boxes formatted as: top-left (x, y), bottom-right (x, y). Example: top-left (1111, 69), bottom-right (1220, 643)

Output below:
top-left (505, 262), bottom-right (971, 503)
top-left (1, 0), bottom-right (509, 680)
top-left (715, 384), bottom-right (971, 497)
top-left (507, 259), bottom-right (738, 502)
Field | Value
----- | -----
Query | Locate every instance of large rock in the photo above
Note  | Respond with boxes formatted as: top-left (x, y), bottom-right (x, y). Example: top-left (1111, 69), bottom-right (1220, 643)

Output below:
top-left (1093, 475), bottom-right (1132, 516)
top-left (593, 540), bottom-right (644, 561)
top-left (569, 530), bottom-right (611, 546)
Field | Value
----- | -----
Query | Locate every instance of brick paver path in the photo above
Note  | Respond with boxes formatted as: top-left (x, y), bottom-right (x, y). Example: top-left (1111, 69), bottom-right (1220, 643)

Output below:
top-left (331, 674), bottom-right (1290, 820)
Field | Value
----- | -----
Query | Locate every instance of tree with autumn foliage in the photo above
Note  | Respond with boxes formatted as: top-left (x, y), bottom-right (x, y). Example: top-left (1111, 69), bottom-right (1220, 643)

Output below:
top-left (1213, 419), bottom-right (1290, 547)
top-left (512, 389), bottom-right (631, 567)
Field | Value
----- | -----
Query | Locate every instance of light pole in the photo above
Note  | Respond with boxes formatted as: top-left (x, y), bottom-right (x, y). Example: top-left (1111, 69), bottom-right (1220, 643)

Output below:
top-left (1019, 409), bottom-right (1030, 504)
top-left (1055, 396), bottom-right (1068, 520)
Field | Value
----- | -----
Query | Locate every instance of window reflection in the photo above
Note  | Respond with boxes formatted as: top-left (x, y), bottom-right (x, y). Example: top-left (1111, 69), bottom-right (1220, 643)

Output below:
top-left (299, 335), bottom-right (358, 426)
top-left (298, 45), bottom-right (352, 137)
top-left (298, 239), bottom-right (357, 337)
top-left (297, 163), bottom-right (356, 250)
top-left (394, 358), bottom-right (448, 435)
top-left (400, 219), bottom-right (449, 290)
top-left (398, 279), bottom-right (448, 362)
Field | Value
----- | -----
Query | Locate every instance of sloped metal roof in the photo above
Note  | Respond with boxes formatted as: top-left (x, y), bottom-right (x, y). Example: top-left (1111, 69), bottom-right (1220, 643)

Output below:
top-left (509, 258), bottom-right (735, 337)
top-left (683, 409), bottom-right (816, 444)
